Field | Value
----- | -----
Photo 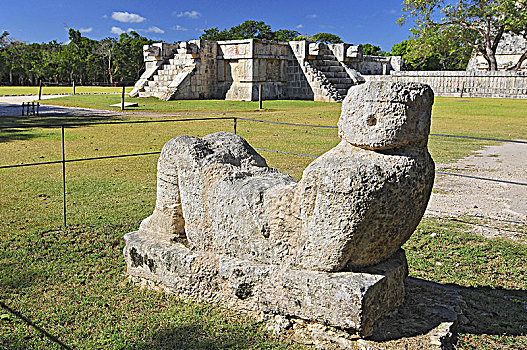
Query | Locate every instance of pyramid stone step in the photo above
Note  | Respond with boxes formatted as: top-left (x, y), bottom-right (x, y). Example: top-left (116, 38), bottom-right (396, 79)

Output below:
top-left (326, 65), bottom-right (346, 72)
top-left (328, 77), bottom-right (353, 84)
top-left (312, 59), bottom-right (341, 67)
top-left (331, 71), bottom-right (349, 78)
top-left (321, 59), bottom-right (342, 66)
top-left (332, 82), bottom-right (354, 89)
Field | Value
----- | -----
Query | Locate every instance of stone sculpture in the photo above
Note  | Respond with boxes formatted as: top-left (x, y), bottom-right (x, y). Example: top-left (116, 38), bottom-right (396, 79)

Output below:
top-left (124, 81), bottom-right (435, 337)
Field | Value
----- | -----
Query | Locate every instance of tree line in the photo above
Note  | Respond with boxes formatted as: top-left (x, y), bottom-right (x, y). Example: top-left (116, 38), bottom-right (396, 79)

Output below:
top-left (0, 29), bottom-right (154, 86)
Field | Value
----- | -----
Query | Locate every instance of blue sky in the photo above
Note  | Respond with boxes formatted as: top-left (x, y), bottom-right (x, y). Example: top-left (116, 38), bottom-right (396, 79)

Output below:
top-left (1, 0), bottom-right (413, 52)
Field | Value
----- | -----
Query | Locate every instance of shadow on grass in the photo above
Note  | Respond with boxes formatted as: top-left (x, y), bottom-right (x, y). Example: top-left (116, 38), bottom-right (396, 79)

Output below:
top-left (0, 129), bottom-right (40, 143)
top-left (0, 110), bottom-right (121, 127)
top-left (0, 106), bottom-right (123, 143)
top-left (458, 285), bottom-right (527, 337)
top-left (0, 301), bottom-right (72, 350)
top-left (135, 323), bottom-right (277, 350)
top-left (0, 265), bottom-right (44, 290)
top-left (367, 278), bottom-right (526, 345)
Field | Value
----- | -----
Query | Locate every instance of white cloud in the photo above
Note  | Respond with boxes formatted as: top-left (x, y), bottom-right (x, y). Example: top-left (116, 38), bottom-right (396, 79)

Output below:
top-left (111, 11), bottom-right (146, 23)
top-left (127, 28), bottom-right (136, 32)
top-left (144, 26), bottom-right (165, 34)
top-left (79, 27), bottom-right (93, 33)
top-left (111, 26), bottom-right (124, 35)
top-left (172, 25), bottom-right (189, 31)
top-left (295, 24), bottom-right (304, 29)
top-left (388, 9), bottom-right (397, 14)
top-left (306, 14), bottom-right (318, 19)
top-left (102, 14), bottom-right (108, 19)
top-left (174, 10), bottom-right (202, 19)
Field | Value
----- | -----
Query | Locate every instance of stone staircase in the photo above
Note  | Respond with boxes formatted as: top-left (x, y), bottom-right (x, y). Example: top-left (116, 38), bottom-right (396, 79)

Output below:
top-left (139, 57), bottom-right (196, 98)
top-left (309, 46), bottom-right (355, 101)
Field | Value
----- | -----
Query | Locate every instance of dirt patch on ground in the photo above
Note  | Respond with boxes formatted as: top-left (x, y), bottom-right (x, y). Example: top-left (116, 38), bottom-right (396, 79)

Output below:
top-left (426, 141), bottom-right (527, 241)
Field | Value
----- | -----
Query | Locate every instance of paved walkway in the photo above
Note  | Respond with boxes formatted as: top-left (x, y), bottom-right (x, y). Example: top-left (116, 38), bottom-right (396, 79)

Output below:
top-left (0, 95), bottom-right (118, 118)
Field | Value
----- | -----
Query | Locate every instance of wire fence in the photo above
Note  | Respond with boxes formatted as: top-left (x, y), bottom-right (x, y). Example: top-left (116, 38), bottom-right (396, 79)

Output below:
top-left (1, 116), bottom-right (525, 227)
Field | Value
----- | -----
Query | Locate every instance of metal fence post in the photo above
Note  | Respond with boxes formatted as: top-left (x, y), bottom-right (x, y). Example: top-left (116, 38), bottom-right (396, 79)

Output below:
top-left (233, 118), bottom-right (237, 134)
top-left (259, 84), bottom-right (263, 110)
top-left (61, 126), bottom-right (67, 227)
top-left (121, 86), bottom-right (125, 111)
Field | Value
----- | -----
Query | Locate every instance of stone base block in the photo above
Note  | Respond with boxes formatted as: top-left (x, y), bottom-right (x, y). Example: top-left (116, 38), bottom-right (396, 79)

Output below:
top-left (281, 278), bottom-right (464, 349)
top-left (123, 230), bottom-right (408, 336)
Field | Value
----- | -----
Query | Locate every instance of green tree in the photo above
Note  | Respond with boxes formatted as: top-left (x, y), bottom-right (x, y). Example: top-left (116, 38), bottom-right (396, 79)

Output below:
top-left (97, 37), bottom-right (119, 84)
top-left (200, 27), bottom-right (231, 41)
top-left (273, 29), bottom-right (301, 41)
top-left (311, 33), bottom-right (343, 44)
top-left (0, 31), bottom-right (10, 83)
top-left (292, 35), bottom-right (312, 42)
top-left (360, 43), bottom-right (382, 56)
top-left (390, 41), bottom-right (409, 57)
top-left (200, 21), bottom-right (307, 42)
top-left (114, 31), bottom-right (153, 82)
top-left (500, 0), bottom-right (527, 70)
top-left (4, 40), bottom-right (27, 85)
top-left (228, 20), bottom-right (273, 40)
top-left (399, 0), bottom-right (514, 71)
top-left (392, 26), bottom-right (473, 70)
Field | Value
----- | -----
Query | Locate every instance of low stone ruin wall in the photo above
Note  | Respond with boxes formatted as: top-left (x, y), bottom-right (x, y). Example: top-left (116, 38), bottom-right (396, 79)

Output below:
top-left (364, 71), bottom-right (527, 99)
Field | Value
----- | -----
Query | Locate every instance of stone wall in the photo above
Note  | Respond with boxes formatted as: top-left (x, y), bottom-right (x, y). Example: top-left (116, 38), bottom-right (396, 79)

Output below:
top-left (364, 71), bottom-right (527, 99)
top-left (165, 40), bottom-right (219, 100)
top-left (354, 56), bottom-right (403, 75)
top-left (285, 41), bottom-right (314, 100)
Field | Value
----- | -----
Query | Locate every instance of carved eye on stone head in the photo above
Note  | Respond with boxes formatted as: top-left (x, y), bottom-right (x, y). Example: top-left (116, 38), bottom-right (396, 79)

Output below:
top-left (367, 116), bottom-right (377, 126)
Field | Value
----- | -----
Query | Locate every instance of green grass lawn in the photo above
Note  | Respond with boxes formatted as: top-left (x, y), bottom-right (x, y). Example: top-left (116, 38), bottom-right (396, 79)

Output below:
top-left (1, 97), bottom-right (526, 349)
top-left (0, 86), bottom-right (133, 96)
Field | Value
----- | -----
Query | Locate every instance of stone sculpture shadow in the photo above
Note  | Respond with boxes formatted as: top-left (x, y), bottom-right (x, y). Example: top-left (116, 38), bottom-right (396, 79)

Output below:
top-left (364, 280), bottom-right (527, 349)
top-left (456, 285), bottom-right (527, 337)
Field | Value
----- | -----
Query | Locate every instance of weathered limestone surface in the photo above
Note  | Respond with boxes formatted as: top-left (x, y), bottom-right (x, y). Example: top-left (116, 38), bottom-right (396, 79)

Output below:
top-left (338, 82), bottom-right (433, 149)
top-left (124, 81), bottom-right (436, 337)
top-left (294, 82), bottom-right (434, 270)
top-left (275, 278), bottom-right (464, 349)
top-left (124, 230), bottom-right (407, 335)
top-left (364, 70), bottom-right (527, 99)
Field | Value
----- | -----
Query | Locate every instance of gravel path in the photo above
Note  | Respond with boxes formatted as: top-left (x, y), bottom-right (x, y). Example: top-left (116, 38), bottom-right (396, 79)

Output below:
top-left (426, 141), bottom-right (527, 241)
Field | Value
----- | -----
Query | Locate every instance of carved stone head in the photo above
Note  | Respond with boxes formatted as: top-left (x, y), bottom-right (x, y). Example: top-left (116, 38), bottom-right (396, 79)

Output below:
top-left (338, 81), bottom-right (434, 150)
top-left (143, 44), bottom-right (162, 61)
